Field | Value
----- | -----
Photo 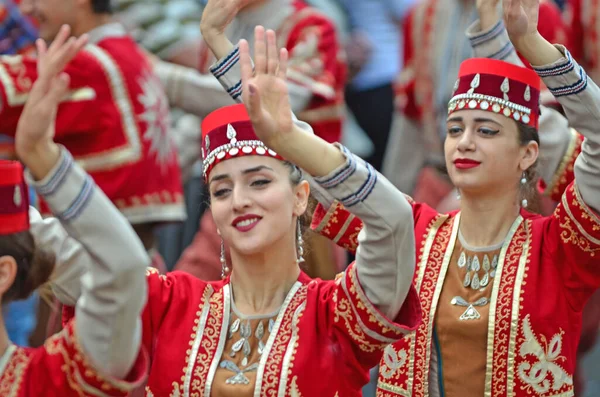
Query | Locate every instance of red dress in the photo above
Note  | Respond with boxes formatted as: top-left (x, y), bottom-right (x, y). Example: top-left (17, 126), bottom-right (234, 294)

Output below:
top-left (312, 181), bottom-right (600, 396)
top-left (0, 320), bottom-right (147, 397)
top-left (0, 23), bottom-right (184, 224)
top-left (311, 48), bottom-right (600, 396)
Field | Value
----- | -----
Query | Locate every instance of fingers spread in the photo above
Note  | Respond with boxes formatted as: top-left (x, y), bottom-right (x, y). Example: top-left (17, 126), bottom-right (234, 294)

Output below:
top-left (277, 48), bottom-right (288, 80)
top-left (254, 26), bottom-right (267, 74)
top-left (239, 39), bottom-right (254, 97)
top-left (266, 29), bottom-right (278, 75)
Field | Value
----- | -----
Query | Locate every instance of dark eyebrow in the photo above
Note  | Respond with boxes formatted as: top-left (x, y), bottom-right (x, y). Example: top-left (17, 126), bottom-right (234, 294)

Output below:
top-left (209, 165), bottom-right (275, 185)
top-left (474, 117), bottom-right (502, 127)
top-left (446, 116), bottom-right (503, 127)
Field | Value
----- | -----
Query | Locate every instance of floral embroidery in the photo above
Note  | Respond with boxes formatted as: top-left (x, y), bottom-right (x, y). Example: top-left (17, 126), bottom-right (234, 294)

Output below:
top-left (290, 376), bottom-right (303, 397)
top-left (555, 184), bottom-right (600, 255)
top-left (259, 284), bottom-right (307, 396)
top-left (192, 288), bottom-right (224, 394)
top-left (0, 347), bottom-right (28, 397)
top-left (517, 315), bottom-right (573, 394)
top-left (412, 215), bottom-right (453, 397)
top-left (380, 345), bottom-right (408, 379)
top-left (490, 219), bottom-right (527, 396)
top-left (137, 70), bottom-right (176, 171)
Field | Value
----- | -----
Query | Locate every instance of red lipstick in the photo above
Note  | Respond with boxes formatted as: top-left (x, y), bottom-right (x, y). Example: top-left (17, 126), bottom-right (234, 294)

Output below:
top-left (231, 214), bottom-right (262, 232)
top-left (453, 159), bottom-right (481, 169)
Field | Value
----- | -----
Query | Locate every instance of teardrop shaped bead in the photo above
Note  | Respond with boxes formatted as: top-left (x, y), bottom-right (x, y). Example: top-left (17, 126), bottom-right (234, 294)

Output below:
top-left (482, 255), bottom-right (491, 272)
top-left (458, 252), bottom-right (467, 268)
top-left (471, 272), bottom-right (481, 290)
top-left (480, 272), bottom-right (490, 287)
top-left (463, 272), bottom-right (471, 288)
top-left (472, 256), bottom-right (481, 272)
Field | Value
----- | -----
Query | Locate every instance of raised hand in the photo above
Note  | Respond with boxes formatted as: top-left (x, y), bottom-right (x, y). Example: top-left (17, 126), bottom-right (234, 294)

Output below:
top-left (200, 0), bottom-right (247, 41)
top-left (502, 0), bottom-right (539, 41)
top-left (240, 26), bottom-right (294, 148)
top-left (15, 25), bottom-right (88, 178)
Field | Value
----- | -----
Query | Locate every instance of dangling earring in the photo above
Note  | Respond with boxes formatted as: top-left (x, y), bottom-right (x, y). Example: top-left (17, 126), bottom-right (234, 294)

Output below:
top-left (220, 239), bottom-right (230, 278)
top-left (456, 189), bottom-right (461, 200)
top-left (296, 219), bottom-right (305, 263)
top-left (520, 171), bottom-right (528, 208)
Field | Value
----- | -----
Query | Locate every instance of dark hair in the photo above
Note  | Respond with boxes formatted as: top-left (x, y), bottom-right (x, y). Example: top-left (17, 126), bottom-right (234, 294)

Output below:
top-left (0, 231), bottom-right (55, 304)
top-left (517, 122), bottom-right (542, 214)
top-left (91, 0), bottom-right (112, 14)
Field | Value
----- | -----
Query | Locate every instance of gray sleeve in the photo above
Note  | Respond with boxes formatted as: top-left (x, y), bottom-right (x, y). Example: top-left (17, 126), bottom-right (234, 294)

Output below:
top-left (533, 46), bottom-right (600, 212)
top-left (466, 19), bottom-right (574, 188)
top-left (27, 147), bottom-right (150, 379)
top-left (311, 144), bottom-right (416, 319)
top-left (208, 44), bottom-right (314, 112)
top-left (28, 207), bottom-right (86, 307)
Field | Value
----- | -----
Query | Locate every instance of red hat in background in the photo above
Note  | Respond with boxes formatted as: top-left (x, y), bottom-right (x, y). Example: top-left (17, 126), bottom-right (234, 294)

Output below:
top-left (0, 160), bottom-right (29, 234)
top-left (448, 58), bottom-right (542, 129)
top-left (201, 104), bottom-right (284, 179)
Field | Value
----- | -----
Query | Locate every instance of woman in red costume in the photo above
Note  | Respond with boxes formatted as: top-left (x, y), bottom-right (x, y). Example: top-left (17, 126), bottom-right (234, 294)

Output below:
top-left (0, 25), bottom-right (150, 396)
top-left (310, 0), bottom-right (600, 395)
top-left (60, 25), bottom-right (421, 396)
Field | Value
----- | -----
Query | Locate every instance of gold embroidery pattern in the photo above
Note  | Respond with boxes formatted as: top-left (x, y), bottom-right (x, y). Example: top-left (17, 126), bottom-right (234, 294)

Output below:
top-left (377, 213), bottom-right (449, 396)
top-left (192, 288), bottom-right (224, 395)
top-left (506, 220), bottom-right (533, 397)
top-left (544, 129), bottom-right (582, 200)
top-left (341, 264), bottom-right (407, 346)
top-left (41, 322), bottom-right (142, 396)
top-left (516, 315), bottom-right (574, 395)
top-left (289, 376), bottom-right (303, 397)
top-left (173, 285), bottom-right (214, 396)
top-left (413, 215), bottom-right (454, 397)
top-left (312, 202), bottom-right (363, 254)
top-left (260, 285), bottom-right (308, 396)
top-left (555, 184), bottom-right (600, 255)
top-left (490, 220), bottom-right (527, 396)
top-left (282, 302), bottom-right (307, 396)
top-left (0, 347), bottom-right (29, 397)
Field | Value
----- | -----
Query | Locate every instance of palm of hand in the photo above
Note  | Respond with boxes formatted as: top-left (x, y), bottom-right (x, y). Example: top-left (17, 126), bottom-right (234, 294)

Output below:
top-left (243, 73), bottom-right (293, 145)
top-left (504, 0), bottom-right (539, 38)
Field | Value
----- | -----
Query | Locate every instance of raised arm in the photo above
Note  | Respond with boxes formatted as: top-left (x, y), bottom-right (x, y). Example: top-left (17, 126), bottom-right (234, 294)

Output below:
top-left (240, 26), bottom-right (416, 320)
top-left (504, 0), bottom-right (600, 212)
top-left (153, 59), bottom-right (237, 116)
top-left (503, 0), bottom-right (600, 307)
top-left (15, 26), bottom-right (149, 380)
top-left (469, 3), bottom-right (582, 197)
top-left (199, 0), bottom-right (332, 113)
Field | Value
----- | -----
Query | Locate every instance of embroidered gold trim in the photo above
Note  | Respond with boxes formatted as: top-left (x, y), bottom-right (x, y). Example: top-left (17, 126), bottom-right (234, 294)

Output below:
top-left (484, 215), bottom-right (525, 396)
top-left (543, 128), bottom-right (581, 197)
top-left (204, 284), bottom-right (231, 395)
top-left (559, 185), bottom-right (600, 252)
top-left (422, 213), bottom-right (460, 395)
top-left (180, 284), bottom-right (213, 395)
top-left (506, 220), bottom-right (532, 396)
top-left (409, 213), bottom-right (449, 396)
top-left (312, 201), bottom-right (340, 234)
top-left (254, 282), bottom-right (305, 397)
top-left (345, 264), bottom-right (407, 339)
top-left (192, 287), bottom-right (224, 395)
top-left (279, 301), bottom-right (307, 396)
top-left (333, 212), bottom-right (356, 245)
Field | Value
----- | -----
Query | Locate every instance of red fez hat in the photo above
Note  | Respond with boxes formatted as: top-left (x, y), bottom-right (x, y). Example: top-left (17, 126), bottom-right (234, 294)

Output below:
top-left (0, 160), bottom-right (29, 235)
top-left (448, 58), bottom-right (542, 128)
top-left (201, 104), bottom-right (284, 179)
